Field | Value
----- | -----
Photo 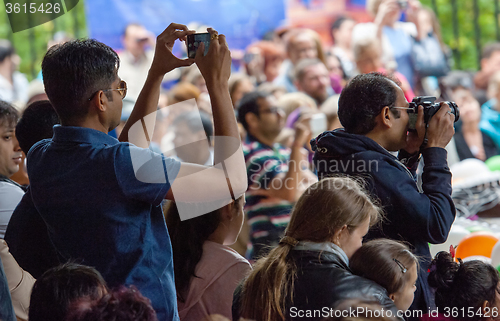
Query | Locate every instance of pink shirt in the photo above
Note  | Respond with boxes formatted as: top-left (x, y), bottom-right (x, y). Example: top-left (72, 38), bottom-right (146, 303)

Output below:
top-left (177, 241), bottom-right (252, 321)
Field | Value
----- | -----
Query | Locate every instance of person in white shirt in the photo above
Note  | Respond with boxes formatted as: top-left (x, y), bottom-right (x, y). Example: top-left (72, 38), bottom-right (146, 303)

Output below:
top-left (0, 101), bottom-right (24, 238)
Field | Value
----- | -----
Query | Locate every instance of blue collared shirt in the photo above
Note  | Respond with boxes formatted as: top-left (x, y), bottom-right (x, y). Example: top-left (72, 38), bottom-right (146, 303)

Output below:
top-left (27, 125), bottom-right (181, 321)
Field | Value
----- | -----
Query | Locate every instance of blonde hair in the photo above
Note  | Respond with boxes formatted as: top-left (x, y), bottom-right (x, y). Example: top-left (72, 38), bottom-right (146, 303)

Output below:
top-left (320, 94), bottom-right (341, 129)
top-left (240, 177), bottom-right (382, 321)
top-left (277, 92), bottom-right (317, 119)
top-left (353, 38), bottom-right (381, 62)
top-left (284, 28), bottom-right (326, 65)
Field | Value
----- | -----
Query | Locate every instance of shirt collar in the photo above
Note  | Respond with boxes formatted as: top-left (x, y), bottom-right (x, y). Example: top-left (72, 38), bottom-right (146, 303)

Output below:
top-left (52, 125), bottom-right (119, 146)
top-left (293, 241), bottom-right (350, 266)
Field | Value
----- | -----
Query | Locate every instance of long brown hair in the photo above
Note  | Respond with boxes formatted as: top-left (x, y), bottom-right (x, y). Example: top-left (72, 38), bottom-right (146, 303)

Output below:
top-left (239, 176), bottom-right (382, 321)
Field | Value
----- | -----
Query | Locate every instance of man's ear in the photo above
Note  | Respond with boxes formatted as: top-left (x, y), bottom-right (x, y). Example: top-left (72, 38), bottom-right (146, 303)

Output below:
top-left (245, 113), bottom-right (259, 130)
top-left (378, 106), bottom-right (393, 129)
top-left (219, 203), bottom-right (234, 222)
top-left (389, 293), bottom-right (396, 302)
top-left (90, 91), bottom-right (107, 113)
top-left (295, 80), bottom-right (302, 91)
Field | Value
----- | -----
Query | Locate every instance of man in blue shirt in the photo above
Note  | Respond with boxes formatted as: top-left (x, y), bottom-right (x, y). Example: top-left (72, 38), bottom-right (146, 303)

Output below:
top-left (24, 24), bottom-right (246, 321)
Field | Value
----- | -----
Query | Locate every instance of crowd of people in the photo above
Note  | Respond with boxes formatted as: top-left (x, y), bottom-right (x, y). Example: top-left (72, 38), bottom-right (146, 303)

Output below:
top-left (0, 0), bottom-right (500, 320)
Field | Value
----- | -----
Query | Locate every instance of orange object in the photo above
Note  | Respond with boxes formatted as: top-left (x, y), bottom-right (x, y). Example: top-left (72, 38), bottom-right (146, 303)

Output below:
top-left (455, 232), bottom-right (499, 260)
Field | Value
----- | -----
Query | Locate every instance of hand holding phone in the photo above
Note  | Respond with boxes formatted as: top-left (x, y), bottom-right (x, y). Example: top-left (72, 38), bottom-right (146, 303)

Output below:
top-left (187, 33), bottom-right (211, 59)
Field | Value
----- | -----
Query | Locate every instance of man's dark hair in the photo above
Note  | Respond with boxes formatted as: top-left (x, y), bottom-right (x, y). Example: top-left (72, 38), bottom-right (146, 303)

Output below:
top-left (331, 16), bottom-right (353, 33)
top-left (338, 72), bottom-right (399, 135)
top-left (16, 100), bottom-right (60, 153)
top-left (0, 100), bottom-right (18, 128)
top-left (29, 262), bottom-right (108, 321)
top-left (482, 42), bottom-right (500, 60)
top-left (237, 91), bottom-right (270, 132)
top-left (41, 39), bottom-right (119, 124)
top-left (173, 111), bottom-right (213, 145)
top-left (0, 40), bottom-right (14, 63)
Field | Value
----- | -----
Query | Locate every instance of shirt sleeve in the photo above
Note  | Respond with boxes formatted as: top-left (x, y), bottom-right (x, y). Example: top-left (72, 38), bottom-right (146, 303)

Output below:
top-left (114, 143), bottom-right (181, 206)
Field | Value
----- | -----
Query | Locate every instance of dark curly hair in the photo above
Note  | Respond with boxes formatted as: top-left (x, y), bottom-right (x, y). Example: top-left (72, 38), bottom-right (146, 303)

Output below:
top-left (66, 286), bottom-right (157, 321)
top-left (338, 72), bottom-right (400, 135)
top-left (41, 39), bottom-right (119, 124)
top-left (428, 251), bottom-right (500, 321)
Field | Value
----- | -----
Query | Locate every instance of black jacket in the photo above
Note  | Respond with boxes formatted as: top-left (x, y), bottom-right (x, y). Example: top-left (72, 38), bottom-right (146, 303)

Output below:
top-left (311, 129), bottom-right (456, 312)
top-left (232, 249), bottom-right (402, 321)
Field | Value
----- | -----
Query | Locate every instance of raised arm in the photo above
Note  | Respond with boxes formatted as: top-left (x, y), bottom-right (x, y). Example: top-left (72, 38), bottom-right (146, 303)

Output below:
top-left (166, 29), bottom-right (247, 205)
top-left (119, 23), bottom-right (195, 143)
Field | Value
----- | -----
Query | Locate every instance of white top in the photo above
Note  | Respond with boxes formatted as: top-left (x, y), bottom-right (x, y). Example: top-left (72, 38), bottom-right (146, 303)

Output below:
top-left (0, 72), bottom-right (29, 109)
top-left (0, 181), bottom-right (24, 238)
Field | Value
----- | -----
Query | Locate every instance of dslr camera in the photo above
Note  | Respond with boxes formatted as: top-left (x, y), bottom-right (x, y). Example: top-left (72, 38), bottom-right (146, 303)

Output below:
top-left (407, 96), bottom-right (459, 130)
top-left (397, 0), bottom-right (408, 9)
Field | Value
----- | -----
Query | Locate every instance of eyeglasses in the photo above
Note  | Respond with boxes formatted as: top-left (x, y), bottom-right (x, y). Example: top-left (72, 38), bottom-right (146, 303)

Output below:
top-left (258, 107), bottom-right (281, 115)
top-left (88, 80), bottom-right (127, 101)
top-left (391, 106), bottom-right (414, 111)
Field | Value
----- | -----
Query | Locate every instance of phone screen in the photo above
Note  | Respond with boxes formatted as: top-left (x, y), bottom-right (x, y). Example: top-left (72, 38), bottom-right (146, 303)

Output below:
top-left (186, 33), bottom-right (211, 59)
top-left (309, 113), bottom-right (327, 138)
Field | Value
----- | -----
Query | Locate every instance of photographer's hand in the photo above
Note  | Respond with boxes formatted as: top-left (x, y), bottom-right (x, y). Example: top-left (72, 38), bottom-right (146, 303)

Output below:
top-left (374, 0), bottom-right (401, 27)
top-left (404, 105), bottom-right (425, 154)
top-left (149, 23), bottom-right (196, 78)
top-left (195, 28), bottom-right (231, 89)
top-left (425, 102), bottom-right (455, 149)
top-left (119, 23), bottom-right (195, 143)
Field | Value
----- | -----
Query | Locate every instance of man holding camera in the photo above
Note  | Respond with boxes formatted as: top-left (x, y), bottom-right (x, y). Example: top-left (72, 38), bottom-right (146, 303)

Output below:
top-left (312, 72), bottom-right (455, 314)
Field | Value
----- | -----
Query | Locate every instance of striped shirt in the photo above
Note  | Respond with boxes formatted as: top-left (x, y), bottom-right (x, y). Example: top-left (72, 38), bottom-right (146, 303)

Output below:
top-left (243, 134), bottom-right (294, 258)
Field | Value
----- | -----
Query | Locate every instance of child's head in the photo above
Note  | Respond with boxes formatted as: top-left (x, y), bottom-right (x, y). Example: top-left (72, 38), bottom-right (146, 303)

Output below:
top-left (165, 195), bottom-right (245, 302)
top-left (0, 100), bottom-right (20, 178)
top-left (350, 239), bottom-right (418, 311)
top-left (428, 251), bottom-right (500, 321)
top-left (354, 39), bottom-right (382, 74)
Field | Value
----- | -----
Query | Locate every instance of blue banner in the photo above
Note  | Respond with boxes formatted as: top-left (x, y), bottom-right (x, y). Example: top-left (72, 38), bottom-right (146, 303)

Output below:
top-left (84, 0), bottom-right (287, 51)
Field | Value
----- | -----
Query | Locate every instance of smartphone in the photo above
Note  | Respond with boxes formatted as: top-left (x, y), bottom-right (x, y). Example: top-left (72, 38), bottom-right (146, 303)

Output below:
top-left (186, 33), bottom-right (211, 59)
top-left (309, 113), bottom-right (327, 138)
top-left (398, 0), bottom-right (408, 9)
top-left (243, 52), bottom-right (259, 64)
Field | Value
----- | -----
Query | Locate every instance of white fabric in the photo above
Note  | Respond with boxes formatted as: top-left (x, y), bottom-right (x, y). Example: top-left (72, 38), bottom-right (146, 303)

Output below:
top-left (0, 181), bottom-right (24, 238)
top-left (0, 72), bottom-right (29, 109)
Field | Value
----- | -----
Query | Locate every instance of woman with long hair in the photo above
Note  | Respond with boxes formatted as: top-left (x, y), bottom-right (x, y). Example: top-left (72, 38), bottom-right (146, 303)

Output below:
top-left (233, 177), bottom-right (399, 321)
top-left (166, 196), bottom-right (251, 321)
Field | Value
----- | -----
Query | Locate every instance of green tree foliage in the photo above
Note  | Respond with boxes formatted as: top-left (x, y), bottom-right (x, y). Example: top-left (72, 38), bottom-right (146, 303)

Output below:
top-left (421, 0), bottom-right (497, 71)
top-left (0, 0), bottom-right (87, 80)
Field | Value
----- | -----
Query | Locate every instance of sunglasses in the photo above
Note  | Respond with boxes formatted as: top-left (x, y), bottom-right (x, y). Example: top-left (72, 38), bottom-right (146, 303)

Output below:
top-left (88, 80), bottom-right (127, 101)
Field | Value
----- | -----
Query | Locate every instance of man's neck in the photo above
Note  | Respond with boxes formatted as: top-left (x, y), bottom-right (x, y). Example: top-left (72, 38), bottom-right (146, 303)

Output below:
top-left (250, 131), bottom-right (275, 147)
top-left (62, 118), bottom-right (109, 134)
top-left (126, 50), bottom-right (146, 63)
top-left (365, 131), bottom-right (395, 152)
